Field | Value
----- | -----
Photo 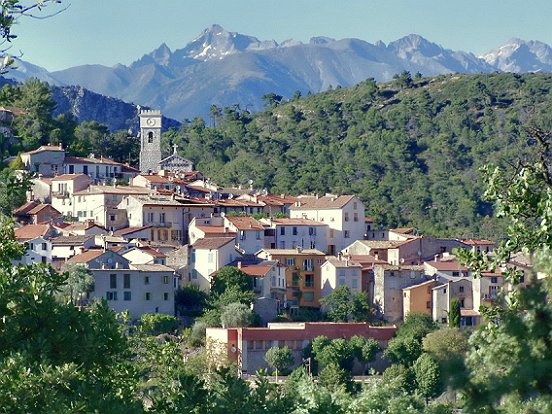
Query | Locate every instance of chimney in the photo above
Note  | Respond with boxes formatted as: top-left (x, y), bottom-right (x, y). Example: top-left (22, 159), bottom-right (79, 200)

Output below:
top-left (237, 261), bottom-right (242, 269)
top-left (296, 246), bottom-right (302, 253)
top-left (434, 254), bottom-right (439, 262)
top-left (374, 252), bottom-right (379, 261)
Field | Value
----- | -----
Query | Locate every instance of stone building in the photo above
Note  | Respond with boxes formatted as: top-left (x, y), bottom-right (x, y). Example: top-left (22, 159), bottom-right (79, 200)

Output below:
top-left (139, 110), bottom-right (163, 174)
top-left (159, 145), bottom-right (194, 173)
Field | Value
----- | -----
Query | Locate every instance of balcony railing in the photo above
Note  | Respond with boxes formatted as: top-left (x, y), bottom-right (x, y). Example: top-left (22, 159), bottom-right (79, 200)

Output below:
top-left (147, 221), bottom-right (173, 228)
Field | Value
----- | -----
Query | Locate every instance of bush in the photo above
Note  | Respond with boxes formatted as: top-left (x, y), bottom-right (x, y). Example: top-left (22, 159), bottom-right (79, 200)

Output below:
top-left (140, 314), bottom-right (178, 335)
top-left (190, 320), bottom-right (207, 347)
top-left (220, 303), bottom-right (253, 328)
top-left (265, 346), bottom-right (294, 375)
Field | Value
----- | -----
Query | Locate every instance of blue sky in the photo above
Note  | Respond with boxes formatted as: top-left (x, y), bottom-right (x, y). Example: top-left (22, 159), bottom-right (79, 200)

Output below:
top-left (12, 0), bottom-right (552, 71)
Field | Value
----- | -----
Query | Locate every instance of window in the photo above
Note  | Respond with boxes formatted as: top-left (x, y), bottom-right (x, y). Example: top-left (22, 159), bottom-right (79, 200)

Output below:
top-left (460, 299), bottom-right (465, 307)
top-left (426, 301), bottom-right (431, 309)
top-left (279, 241), bottom-right (285, 249)
top-left (123, 291), bottom-right (131, 301)
top-left (110, 274), bottom-right (117, 289)
top-left (148, 131), bottom-right (154, 143)
top-left (339, 269), bottom-right (346, 277)
top-left (41, 243), bottom-right (47, 251)
top-left (256, 231), bottom-right (261, 240)
top-left (83, 165), bottom-right (88, 175)
top-left (303, 259), bottom-right (314, 271)
top-left (344, 230), bottom-right (350, 239)
top-left (443, 288), bottom-right (447, 294)
top-left (280, 227), bottom-right (286, 236)
top-left (459, 286), bottom-right (464, 293)
top-left (163, 292), bottom-right (169, 301)
top-left (208, 253), bottom-right (214, 263)
top-left (353, 202), bottom-right (357, 210)
top-left (106, 291), bottom-right (117, 301)
top-left (285, 258), bottom-right (296, 266)
top-left (160, 213), bottom-right (165, 223)
top-left (441, 317), bottom-right (447, 324)
top-left (41, 256), bottom-right (47, 264)
top-left (145, 292), bottom-right (151, 301)
top-left (351, 278), bottom-right (358, 289)
top-left (344, 212), bottom-right (349, 222)
top-left (292, 273), bottom-right (300, 286)
top-left (491, 277), bottom-right (498, 283)
top-left (452, 271), bottom-right (460, 277)
top-left (304, 274), bottom-right (314, 287)
top-left (163, 275), bottom-right (169, 284)
top-left (520, 275), bottom-right (525, 283)
top-left (354, 213), bottom-right (358, 222)
top-left (308, 227), bottom-right (316, 236)
top-left (338, 278), bottom-right (346, 286)
top-left (239, 231), bottom-right (246, 240)
top-left (292, 227), bottom-right (298, 236)
top-left (303, 292), bottom-right (314, 302)
top-left (123, 274), bottom-right (130, 289)
top-left (144, 276), bottom-right (150, 285)
top-left (147, 212), bottom-right (154, 223)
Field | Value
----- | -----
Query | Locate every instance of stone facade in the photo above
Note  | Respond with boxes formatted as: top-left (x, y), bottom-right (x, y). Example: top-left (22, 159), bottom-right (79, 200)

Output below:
top-left (139, 110), bottom-right (162, 174)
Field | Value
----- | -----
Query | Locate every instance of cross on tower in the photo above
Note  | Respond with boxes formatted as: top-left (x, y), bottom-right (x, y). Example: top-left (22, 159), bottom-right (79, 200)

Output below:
top-left (172, 144), bottom-right (178, 154)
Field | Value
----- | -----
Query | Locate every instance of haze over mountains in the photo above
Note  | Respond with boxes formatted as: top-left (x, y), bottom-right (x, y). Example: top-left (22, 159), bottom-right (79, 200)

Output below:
top-left (7, 24), bottom-right (552, 121)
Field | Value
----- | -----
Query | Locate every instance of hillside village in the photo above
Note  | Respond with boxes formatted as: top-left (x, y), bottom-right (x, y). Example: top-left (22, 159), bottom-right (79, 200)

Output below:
top-left (10, 108), bottom-right (536, 374)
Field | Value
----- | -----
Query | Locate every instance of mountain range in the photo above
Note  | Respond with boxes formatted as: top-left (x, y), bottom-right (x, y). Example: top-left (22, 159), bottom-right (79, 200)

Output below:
top-left (6, 25), bottom-right (552, 121)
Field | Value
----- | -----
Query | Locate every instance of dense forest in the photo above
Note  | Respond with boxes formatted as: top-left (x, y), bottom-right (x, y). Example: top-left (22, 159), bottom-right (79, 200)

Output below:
top-left (162, 72), bottom-right (552, 238)
top-left (2, 73), bottom-right (552, 237)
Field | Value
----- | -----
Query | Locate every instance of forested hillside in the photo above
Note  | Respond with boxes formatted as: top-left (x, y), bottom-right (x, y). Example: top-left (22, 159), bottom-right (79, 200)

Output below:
top-left (165, 72), bottom-right (552, 238)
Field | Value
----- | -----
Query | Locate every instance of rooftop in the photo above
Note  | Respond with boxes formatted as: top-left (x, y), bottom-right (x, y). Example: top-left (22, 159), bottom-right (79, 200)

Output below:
top-left (73, 185), bottom-right (151, 196)
top-left (425, 260), bottom-right (468, 272)
top-left (50, 235), bottom-right (95, 246)
top-left (66, 249), bottom-right (108, 263)
top-left (265, 217), bottom-right (327, 227)
top-left (192, 237), bottom-right (236, 250)
top-left (291, 195), bottom-right (356, 209)
top-left (14, 224), bottom-right (52, 241)
top-left (225, 216), bottom-right (265, 231)
top-left (324, 257), bottom-right (362, 268)
top-left (51, 174), bottom-right (90, 181)
top-left (130, 264), bottom-right (174, 272)
top-left (261, 248), bottom-right (326, 256)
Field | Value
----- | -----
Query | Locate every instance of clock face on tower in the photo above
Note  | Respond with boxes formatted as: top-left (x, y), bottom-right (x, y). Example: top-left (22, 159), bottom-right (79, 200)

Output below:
top-left (146, 117), bottom-right (157, 126)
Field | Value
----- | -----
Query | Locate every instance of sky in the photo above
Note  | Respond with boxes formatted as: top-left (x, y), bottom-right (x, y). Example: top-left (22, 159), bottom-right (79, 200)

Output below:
top-left (12, 0), bottom-right (552, 71)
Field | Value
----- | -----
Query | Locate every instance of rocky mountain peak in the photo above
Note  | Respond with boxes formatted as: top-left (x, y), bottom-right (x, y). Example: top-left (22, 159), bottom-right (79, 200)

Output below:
top-left (387, 34), bottom-right (443, 57)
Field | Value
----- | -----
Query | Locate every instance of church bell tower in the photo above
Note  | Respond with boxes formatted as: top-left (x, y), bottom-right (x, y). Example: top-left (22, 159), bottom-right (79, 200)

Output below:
top-left (139, 109), bottom-right (162, 174)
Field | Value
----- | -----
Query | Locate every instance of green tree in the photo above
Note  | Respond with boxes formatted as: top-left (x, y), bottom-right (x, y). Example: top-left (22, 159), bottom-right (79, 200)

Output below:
top-left (140, 313), bottom-right (178, 335)
top-left (264, 346), bottom-right (294, 378)
top-left (453, 127), bottom-right (552, 412)
top-left (413, 354), bottom-right (442, 404)
top-left (317, 362), bottom-right (355, 393)
top-left (261, 93), bottom-right (283, 108)
top-left (384, 336), bottom-right (423, 366)
top-left (219, 302), bottom-right (253, 328)
top-left (210, 267), bottom-right (252, 295)
top-left (448, 300), bottom-right (461, 328)
top-left (0, 169), bottom-right (33, 216)
top-left (320, 286), bottom-right (374, 322)
top-left (396, 313), bottom-right (438, 341)
top-left (58, 263), bottom-right (94, 305)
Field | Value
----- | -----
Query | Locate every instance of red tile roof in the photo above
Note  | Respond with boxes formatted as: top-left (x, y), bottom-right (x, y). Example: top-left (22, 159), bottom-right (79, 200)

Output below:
top-left (462, 239), bottom-right (495, 246)
top-left (138, 246), bottom-right (166, 258)
top-left (13, 201), bottom-right (39, 216)
top-left (425, 260), bottom-right (468, 272)
top-left (51, 174), bottom-right (89, 181)
top-left (64, 155), bottom-right (121, 166)
top-left (24, 145), bottom-right (64, 155)
top-left (225, 216), bottom-right (265, 231)
top-left (14, 224), bottom-right (52, 241)
top-left (236, 265), bottom-right (272, 277)
top-left (27, 204), bottom-right (60, 216)
top-left (268, 218), bottom-right (326, 227)
top-left (66, 249), bottom-right (107, 263)
top-left (113, 226), bottom-right (152, 236)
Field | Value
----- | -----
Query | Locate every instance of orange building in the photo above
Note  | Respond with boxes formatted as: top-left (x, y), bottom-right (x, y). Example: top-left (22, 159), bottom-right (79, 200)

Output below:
top-left (258, 248), bottom-right (326, 308)
top-left (402, 279), bottom-right (439, 317)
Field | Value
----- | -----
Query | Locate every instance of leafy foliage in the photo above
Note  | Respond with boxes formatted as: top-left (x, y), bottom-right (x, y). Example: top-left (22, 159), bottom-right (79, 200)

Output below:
top-left (448, 299), bottom-right (461, 328)
top-left (264, 346), bottom-right (294, 375)
top-left (320, 286), bottom-right (374, 322)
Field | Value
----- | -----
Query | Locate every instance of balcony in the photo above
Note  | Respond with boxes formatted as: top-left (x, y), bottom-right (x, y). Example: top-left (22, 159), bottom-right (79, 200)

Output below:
top-left (52, 191), bottom-right (70, 199)
top-left (147, 221), bottom-right (173, 228)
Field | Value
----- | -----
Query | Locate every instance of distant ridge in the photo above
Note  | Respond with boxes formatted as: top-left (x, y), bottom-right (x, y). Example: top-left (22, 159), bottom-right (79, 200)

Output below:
top-left (6, 26), bottom-right (552, 120)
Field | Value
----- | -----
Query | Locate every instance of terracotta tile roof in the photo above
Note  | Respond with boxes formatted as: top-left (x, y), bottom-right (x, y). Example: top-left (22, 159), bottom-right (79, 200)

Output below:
top-left (13, 201), bottom-right (39, 216)
top-left (349, 255), bottom-right (388, 265)
top-left (291, 195), bottom-right (356, 209)
top-left (51, 174), bottom-right (89, 181)
top-left (376, 264), bottom-right (426, 271)
top-left (236, 265), bottom-right (272, 277)
top-left (256, 194), bottom-right (298, 206)
top-left (324, 257), bottom-right (362, 268)
top-left (186, 185), bottom-right (212, 193)
top-left (425, 260), bottom-right (468, 272)
top-left (225, 216), bottom-right (265, 231)
top-left (138, 246), bottom-right (167, 258)
top-left (121, 164), bottom-right (140, 173)
top-left (266, 218), bottom-right (326, 227)
top-left (196, 225), bottom-right (236, 237)
top-left (14, 224), bottom-right (52, 241)
top-left (215, 199), bottom-right (264, 207)
top-left (481, 272), bottom-right (503, 278)
top-left (113, 226), bottom-right (152, 236)
top-left (27, 204), bottom-right (60, 216)
top-left (63, 221), bottom-right (105, 232)
top-left (356, 240), bottom-right (405, 249)
top-left (192, 237), bottom-right (236, 250)
top-left (66, 249), bottom-right (106, 263)
top-left (462, 239), bottom-right (495, 246)
top-left (24, 145), bottom-right (64, 155)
